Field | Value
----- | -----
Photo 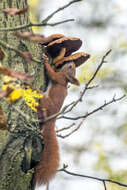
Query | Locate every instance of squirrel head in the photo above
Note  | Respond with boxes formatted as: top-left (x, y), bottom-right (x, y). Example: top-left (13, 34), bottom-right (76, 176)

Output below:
top-left (60, 62), bottom-right (80, 86)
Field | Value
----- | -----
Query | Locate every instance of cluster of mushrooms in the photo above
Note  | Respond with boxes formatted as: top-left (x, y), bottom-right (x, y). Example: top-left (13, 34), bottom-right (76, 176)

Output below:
top-left (42, 33), bottom-right (90, 70)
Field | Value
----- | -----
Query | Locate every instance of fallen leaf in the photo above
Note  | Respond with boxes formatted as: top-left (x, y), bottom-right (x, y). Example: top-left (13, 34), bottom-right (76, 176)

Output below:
top-left (14, 32), bottom-right (64, 45)
top-left (0, 65), bottom-right (33, 81)
top-left (0, 105), bottom-right (8, 130)
top-left (14, 32), bottom-right (46, 43)
top-left (0, 88), bottom-right (13, 99)
top-left (2, 6), bottom-right (28, 16)
top-left (19, 51), bottom-right (33, 63)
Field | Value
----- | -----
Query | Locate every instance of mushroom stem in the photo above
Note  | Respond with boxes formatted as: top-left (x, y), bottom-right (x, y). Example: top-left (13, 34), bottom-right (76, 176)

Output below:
top-left (53, 48), bottom-right (66, 65)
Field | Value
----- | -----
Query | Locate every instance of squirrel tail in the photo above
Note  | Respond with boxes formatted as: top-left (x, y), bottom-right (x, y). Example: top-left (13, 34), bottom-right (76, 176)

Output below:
top-left (34, 121), bottom-right (59, 185)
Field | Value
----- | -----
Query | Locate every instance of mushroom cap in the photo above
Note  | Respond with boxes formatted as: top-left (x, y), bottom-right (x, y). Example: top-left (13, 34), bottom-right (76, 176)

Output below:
top-left (46, 37), bottom-right (82, 58)
top-left (42, 33), bottom-right (65, 45)
top-left (55, 52), bottom-right (90, 68)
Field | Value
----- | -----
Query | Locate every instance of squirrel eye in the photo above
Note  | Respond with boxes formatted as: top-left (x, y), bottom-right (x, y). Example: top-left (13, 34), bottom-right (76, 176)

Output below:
top-left (69, 65), bottom-right (72, 69)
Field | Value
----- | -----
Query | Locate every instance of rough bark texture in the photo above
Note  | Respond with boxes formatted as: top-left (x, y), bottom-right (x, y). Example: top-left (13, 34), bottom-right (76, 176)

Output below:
top-left (0, 0), bottom-right (45, 189)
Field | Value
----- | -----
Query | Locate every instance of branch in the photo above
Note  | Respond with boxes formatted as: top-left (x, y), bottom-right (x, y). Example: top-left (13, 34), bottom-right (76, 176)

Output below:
top-left (43, 19), bottom-right (74, 26)
top-left (57, 118), bottom-right (85, 138)
top-left (103, 181), bottom-right (107, 190)
top-left (56, 123), bottom-right (75, 133)
top-left (0, 0), bottom-right (82, 32)
top-left (43, 102), bottom-right (75, 123)
top-left (41, 94), bottom-right (125, 124)
top-left (42, 0), bottom-right (82, 23)
top-left (86, 49), bottom-right (112, 89)
top-left (0, 19), bottom-right (74, 32)
top-left (59, 165), bottom-right (127, 188)
top-left (59, 94), bottom-right (126, 120)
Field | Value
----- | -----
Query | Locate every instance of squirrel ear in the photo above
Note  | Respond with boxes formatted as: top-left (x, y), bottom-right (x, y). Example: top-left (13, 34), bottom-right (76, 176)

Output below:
top-left (66, 74), bottom-right (80, 86)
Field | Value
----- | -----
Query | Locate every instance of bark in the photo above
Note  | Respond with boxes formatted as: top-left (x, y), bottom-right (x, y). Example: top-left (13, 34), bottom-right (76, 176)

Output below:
top-left (0, 0), bottom-right (45, 189)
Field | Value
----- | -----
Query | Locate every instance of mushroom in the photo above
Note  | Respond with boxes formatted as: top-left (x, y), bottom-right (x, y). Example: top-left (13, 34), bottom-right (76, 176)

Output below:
top-left (41, 33), bottom-right (65, 45)
top-left (55, 52), bottom-right (90, 68)
top-left (46, 37), bottom-right (82, 62)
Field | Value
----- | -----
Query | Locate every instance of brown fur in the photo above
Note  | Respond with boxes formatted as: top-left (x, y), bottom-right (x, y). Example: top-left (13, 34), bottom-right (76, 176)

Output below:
top-left (35, 119), bottom-right (59, 184)
top-left (35, 55), bottom-right (79, 185)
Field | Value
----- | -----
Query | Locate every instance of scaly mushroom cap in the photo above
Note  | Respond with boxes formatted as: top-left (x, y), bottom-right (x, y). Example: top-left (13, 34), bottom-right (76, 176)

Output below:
top-left (46, 37), bottom-right (82, 58)
top-left (55, 52), bottom-right (90, 68)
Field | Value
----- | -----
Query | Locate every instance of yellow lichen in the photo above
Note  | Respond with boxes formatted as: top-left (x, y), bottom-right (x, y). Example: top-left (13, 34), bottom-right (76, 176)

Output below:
top-left (2, 76), bottom-right (43, 112)
top-left (7, 89), bottom-right (23, 102)
top-left (22, 86), bottom-right (43, 112)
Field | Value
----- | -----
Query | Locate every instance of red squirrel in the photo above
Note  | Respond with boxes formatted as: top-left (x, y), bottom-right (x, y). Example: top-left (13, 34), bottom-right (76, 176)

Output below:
top-left (34, 54), bottom-right (79, 185)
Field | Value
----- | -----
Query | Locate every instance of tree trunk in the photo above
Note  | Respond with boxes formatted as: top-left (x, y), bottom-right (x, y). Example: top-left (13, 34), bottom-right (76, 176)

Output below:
top-left (0, 0), bottom-right (45, 189)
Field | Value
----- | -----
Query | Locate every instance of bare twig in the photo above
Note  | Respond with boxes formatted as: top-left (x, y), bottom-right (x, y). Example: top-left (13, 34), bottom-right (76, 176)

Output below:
top-left (3, 92), bottom-right (125, 130)
top-left (0, 19), bottom-right (74, 32)
top-left (46, 183), bottom-right (49, 190)
top-left (43, 101), bottom-right (75, 123)
top-left (0, 0), bottom-right (82, 32)
top-left (42, 0), bottom-right (82, 23)
top-left (86, 85), bottom-right (99, 90)
top-left (41, 94), bottom-right (125, 123)
top-left (57, 118), bottom-right (85, 138)
top-left (58, 165), bottom-right (127, 188)
top-left (62, 49), bottom-right (112, 115)
top-left (103, 181), bottom-right (107, 190)
top-left (85, 50), bottom-right (112, 89)
top-left (59, 94), bottom-right (126, 120)
top-left (43, 19), bottom-right (74, 26)
top-left (10, 94), bottom-right (125, 133)
top-left (56, 123), bottom-right (75, 133)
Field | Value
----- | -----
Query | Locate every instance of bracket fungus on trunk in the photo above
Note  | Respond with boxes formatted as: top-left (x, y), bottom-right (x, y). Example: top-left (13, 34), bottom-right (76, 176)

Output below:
top-left (42, 33), bottom-right (65, 46)
top-left (46, 37), bottom-right (82, 63)
top-left (55, 52), bottom-right (90, 68)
